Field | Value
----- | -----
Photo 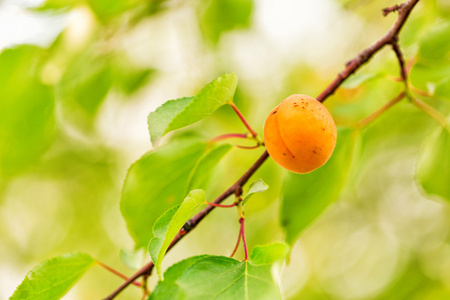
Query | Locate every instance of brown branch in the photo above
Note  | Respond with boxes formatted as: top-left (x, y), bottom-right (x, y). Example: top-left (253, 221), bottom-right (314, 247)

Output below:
top-left (104, 262), bottom-right (154, 300)
top-left (104, 1), bottom-right (420, 298)
top-left (391, 39), bottom-right (408, 82)
top-left (317, 0), bottom-right (419, 103)
top-left (382, 4), bottom-right (405, 16)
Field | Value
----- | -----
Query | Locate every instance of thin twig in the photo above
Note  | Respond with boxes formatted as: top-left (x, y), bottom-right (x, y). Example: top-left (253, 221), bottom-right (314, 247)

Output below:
top-left (391, 39), bottom-right (408, 82)
top-left (104, 1), bottom-right (421, 298)
top-left (410, 85), bottom-right (431, 97)
top-left (382, 4), bottom-right (405, 16)
top-left (205, 201), bottom-right (237, 208)
top-left (358, 92), bottom-right (405, 127)
top-left (211, 133), bottom-right (249, 142)
top-left (103, 262), bottom-right (154, 300)
top-left (234, 144), bottom-right (261, 150)
top-left (140, 274), bottom-right (149, 300)
top-left (230, 228), bottom-right (242, 258)
top-left (97, 261), bottom-right (141, 288)
top-left (229, 102), bottom-right (258, 137)
top-left (239, 218), bottom-right (249, 261)
top-left (317, 0), bottom-right (419, 103)
top-left (412, 97), bottom-right (448, 128)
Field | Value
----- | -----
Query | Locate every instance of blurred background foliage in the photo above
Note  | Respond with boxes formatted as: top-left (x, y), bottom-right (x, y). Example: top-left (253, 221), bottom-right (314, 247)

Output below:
top-left (1, 0), bottom-right (450, 299)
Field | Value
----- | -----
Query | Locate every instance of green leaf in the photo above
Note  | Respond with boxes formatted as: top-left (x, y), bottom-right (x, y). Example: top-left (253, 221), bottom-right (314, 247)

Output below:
top-left (280, 127), bottom-right (359, 244)
top-left (37, 0), bottom-right (77, 10)
top-left (59, 51), bottom-right (113, 116)
top-left (409, 62), bottom-right (450, 91)
top-left (150, 244), bottom-right (287, 299)
top-left (341, 72), bottom-right (384, 89)
top-left (11, 252), bottom-right (95, 300)
top-left (434, 77), bottom-right (450, 100)
top-left (148, 73), bottom-right (238, 144)
top-left (86, 0), bottom-right (144, 21)
top-left (120, 138), bottom-right (207, 248)
top-left (149, 255), bottom-right (208, 300)
top-left (242, 179), bottom-right (269, 205)
top-left (416, 125), bottom-right (450, 202)
top-left (418, 21), bottom-right (450, 65)
top-left (250, 242), bottom-right (289, 265)
top-left (120, 248), bottom-right (145, 270)
top-left (115, 68), bottom-right (154, 95)
top-left (0, 46), bottom-right (54, 178)
top-left (176, 255), bottom-right (282, 299)
top-left (199, 0), bottom-right (253, 45)
top-left (186, 143), bottom-right (233, 192)
top-left (149, 190), bottom-right (207, 280)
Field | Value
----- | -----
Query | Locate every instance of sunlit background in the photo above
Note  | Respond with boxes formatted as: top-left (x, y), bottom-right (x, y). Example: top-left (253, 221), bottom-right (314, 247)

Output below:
top-left (1, 0), bottom-right (450, 299)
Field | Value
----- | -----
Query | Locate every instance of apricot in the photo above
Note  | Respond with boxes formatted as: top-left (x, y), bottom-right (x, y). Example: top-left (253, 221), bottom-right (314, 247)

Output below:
top-left (264, 94), bottom-right (337, 173)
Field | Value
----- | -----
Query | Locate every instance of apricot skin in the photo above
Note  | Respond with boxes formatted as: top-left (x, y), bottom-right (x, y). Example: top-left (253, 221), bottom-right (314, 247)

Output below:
top-left (264, 94), bottom-right (337, 174)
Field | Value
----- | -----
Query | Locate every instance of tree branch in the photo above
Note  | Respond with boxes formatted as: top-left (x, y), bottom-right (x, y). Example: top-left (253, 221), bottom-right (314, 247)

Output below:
top-left (104, 1), bottom-right (420, 298)
top-left (382, 4), bottom-right (405, 16)
top-left (317, 0), bottom-right (419, 102)
top-left (391, 39), bottom-right (408, 82)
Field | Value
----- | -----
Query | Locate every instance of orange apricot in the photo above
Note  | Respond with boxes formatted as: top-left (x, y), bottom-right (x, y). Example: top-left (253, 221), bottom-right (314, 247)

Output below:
top-left (264, 94), bottom-right (337, 173)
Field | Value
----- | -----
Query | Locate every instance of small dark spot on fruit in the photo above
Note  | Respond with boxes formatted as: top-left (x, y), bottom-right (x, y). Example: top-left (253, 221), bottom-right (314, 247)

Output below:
top-left (282, 153), bottom-right (286, 156)
top-left (272, 110), bottom-right (278, 115)
top-left (313, 150), bottom-right (317, 154)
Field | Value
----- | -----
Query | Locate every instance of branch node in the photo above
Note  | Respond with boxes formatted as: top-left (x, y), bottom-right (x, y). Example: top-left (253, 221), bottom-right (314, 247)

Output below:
top-left (182, 220), bottom-right (194, 232)
top-left (382, 4), bottom-right (404, 16)
top-left (234, 186), bottom-right (243, 197)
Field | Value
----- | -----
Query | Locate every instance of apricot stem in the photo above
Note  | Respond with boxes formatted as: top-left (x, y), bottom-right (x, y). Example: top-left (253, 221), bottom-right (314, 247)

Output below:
top-left (358, 92), bottom-right (405, 127)
top-left (229, 102), bottom-right (258, 137)
top-left (412, 98), bottom-right (448, 128)
top-left (97, 261), bottom-right (142, 288)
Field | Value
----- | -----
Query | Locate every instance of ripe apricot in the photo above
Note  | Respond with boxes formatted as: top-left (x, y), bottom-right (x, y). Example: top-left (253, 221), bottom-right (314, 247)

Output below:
top-left (264, 94), bottom-right (337, 173)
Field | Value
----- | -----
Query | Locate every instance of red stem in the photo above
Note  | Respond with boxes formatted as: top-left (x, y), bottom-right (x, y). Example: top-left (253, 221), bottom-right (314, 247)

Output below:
top-left (211, 133), bottom-right (249, 142)
top-left (97, 261), bottom-right (141, 288)
top-left (239, 218), bottom-right (248, 261)
top-left (103, 262), bottom-right (153, 300)
top-left (229, 102), bottom-right (258, 137)
top-left (235, 144), bottom-right (260, 150)
top-left (205, 201), bottom-right (237, 208)
top-left (230, 228), bottom-right (242, 258)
